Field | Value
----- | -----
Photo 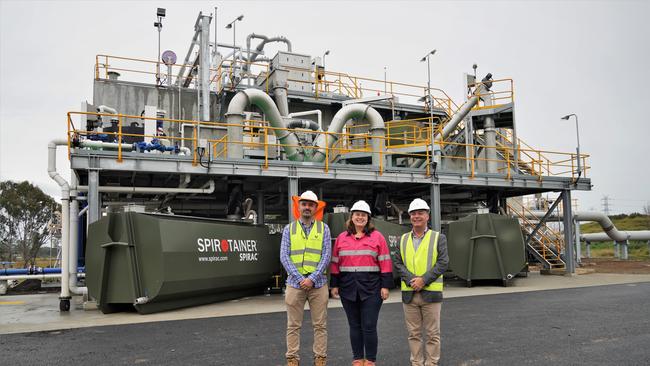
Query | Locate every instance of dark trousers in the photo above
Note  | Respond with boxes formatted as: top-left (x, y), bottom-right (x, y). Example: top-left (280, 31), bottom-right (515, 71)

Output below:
top-left (340, 293), bottom-right (383, 362)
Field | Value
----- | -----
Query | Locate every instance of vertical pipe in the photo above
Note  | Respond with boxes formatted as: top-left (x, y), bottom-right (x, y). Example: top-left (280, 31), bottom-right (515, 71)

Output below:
top-left (60, 198), bottom-right (70, 301)
top-left (562, 190), bottom-right (576, 274)
top-left (87, 170), bottom-right (100, 224)
top-left (621, 240), bottom-right (629, 260)
top-left (430, 183), bottom-right (441, 231)
top-left (288, 178), bottom-right (298, 222)
top-left (200, 15), bottom-right (211, 121)
top-left (614, 242), bottom-right (620, 258)
top-left (585, 241), bottom-right (591, 258)
top-left (69, 174), bottom-right (80, 291)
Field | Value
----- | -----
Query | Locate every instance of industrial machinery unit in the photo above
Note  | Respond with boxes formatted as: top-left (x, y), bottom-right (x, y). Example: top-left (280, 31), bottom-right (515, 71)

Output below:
top-left (49, 10), bottom-right (592, 312)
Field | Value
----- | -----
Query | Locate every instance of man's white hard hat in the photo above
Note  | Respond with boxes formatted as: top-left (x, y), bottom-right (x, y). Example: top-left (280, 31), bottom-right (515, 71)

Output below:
top-left (350, 200), bottom-right (372, 215)
top-left (298, 190), bottom-right (319, 204)
top-left (408, 198), bottom-right (430, 213)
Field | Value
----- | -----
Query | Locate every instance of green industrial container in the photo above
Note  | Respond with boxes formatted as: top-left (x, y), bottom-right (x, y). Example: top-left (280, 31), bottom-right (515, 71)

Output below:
top-left (447, 213), bottom-right (526, 287)
top-left (86, 212), bottom-right (281, 314)
top-left (324, 212), bottom-right (411, 279)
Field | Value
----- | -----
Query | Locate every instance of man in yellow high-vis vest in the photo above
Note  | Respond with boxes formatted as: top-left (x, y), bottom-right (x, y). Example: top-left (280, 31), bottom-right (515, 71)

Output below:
top-left (280, 190), bottom-right (331, 366)
top-left (393, 198), bottom-right (449, 366)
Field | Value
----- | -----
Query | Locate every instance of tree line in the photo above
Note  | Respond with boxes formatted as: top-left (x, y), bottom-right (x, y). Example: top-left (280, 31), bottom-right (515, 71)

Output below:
top-left (0, 181), bottom-right (61, 267)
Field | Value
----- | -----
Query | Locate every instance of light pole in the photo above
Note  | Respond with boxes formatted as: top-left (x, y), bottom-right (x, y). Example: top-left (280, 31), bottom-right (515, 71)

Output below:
top-left (420, 49), bottom-right (436, 122)
top-left (323, 50), bottom-right (330, 69)
top-left (561, 113), bottom-right (582, 180)
top-left (153, 8), bottom-right (166, 85)
top-left (225, 15), bottom-right (244, 61)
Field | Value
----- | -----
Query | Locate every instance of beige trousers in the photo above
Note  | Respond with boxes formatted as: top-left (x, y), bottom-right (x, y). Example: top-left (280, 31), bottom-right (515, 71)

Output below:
top-left (402, 292), bottom-right (442, 366)
top-left (285, 285), bottom-right (329, 360)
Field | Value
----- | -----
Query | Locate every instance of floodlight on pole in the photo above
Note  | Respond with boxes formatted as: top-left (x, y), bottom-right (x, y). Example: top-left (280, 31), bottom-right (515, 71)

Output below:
top-left (154, 8), bottom-right (166, 85)
top-left (561, 113), bottom-right (582, 181)
top-left (225, 15), bottom-right (244, 61)
top-left (323, 50), bottom-right (330, 69)
top-left (420, 49), bottom-right (436, 121)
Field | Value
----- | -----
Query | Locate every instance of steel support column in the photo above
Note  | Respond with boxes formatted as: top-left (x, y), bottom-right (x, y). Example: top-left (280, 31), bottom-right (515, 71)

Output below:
top-left (620, 240), bottom-right (629, 260)
top-left (585, 241), bottom-right (591, 258)
top-left (430, 183), bottom-right (441, 231)
top-left (288, 177), bottom-right (298, 222)
top-left (574, 218), bottom-right (582, 263)
top-left (562, 190), bottom-right (576, 274)
top-left (87, 170), bottom-right (101, 224)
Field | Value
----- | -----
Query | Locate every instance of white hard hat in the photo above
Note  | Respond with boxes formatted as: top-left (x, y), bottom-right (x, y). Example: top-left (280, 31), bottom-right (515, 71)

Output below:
top-left (298, 190), bottom-right (319, 203)
top-left (408, 198), bottom-right (430, 213)
top-left (350, 200), bottom-right (372, 215)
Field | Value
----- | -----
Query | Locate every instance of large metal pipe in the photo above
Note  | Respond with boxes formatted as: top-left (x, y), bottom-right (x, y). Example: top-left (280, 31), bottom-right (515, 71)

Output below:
top-left (48, 140), bottom-right (71, 304)
top-left (69, 174), bottom-right (87, 295)
top-left (245, 33), bottom-right (292, 67)
top-left (289, 110), bottom-right (322, 129)
top-left (226, 89), bottom-right (303, 161)
top-left (77, 180), bottom-right (215, 194)
top-left (437, 85), bottom-right (489, 141)
top-left (526, 210), bottom-right (650, 242)
top-left (312, 104), bottom-right (385, 166)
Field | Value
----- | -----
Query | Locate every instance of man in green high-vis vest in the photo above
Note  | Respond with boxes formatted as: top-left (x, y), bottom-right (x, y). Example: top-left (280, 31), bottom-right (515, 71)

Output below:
top-left (280, 190), bottom-right (331, 366)
top-left (393, 198), bottom-right (449, 366)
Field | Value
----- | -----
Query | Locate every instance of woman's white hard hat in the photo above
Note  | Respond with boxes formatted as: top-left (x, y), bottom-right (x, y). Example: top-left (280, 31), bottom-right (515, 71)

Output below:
top-left (350, 200), bottom-right (372, 215)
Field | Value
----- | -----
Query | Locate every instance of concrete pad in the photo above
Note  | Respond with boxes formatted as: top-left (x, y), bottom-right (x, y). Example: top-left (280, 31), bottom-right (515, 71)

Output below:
top-left (1, 271), bottom-right (649, 335)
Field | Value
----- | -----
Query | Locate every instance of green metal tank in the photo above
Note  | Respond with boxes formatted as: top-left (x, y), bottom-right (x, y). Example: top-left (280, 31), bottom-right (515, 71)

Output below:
top-left (324, 212), bottom-right (410, 279)
top-left (85, 212), bottom-right (281, 314)
top-left (447, 213), bottom-right (526, 286)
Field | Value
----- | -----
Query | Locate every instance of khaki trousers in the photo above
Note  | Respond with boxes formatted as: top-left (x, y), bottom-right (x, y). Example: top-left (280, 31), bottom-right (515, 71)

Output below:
top-left (402, 292), bottom-right (442, 366)
top-left (285, 285), bottom-right (329, 360)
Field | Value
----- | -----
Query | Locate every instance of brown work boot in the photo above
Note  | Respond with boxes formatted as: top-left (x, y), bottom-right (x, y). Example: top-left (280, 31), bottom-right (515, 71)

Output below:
top-left (314, 356), bottom-right (327, 366)
top-left (287, 357), bottom-right (299, 366)
top-left (352, 360), bottom-right (364, 366)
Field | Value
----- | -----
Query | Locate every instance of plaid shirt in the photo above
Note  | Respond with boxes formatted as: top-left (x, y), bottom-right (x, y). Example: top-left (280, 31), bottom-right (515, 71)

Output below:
top-left (280, 220), bottom-right (331, 289)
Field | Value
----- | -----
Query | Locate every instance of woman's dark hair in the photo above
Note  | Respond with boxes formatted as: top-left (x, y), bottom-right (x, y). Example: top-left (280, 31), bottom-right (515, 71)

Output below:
top-left (346, 212), bottom-right (376, 235)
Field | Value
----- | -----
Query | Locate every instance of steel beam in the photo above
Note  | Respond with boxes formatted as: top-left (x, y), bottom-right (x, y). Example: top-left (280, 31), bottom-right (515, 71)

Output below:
top-left (87, 170), bottom-right (100, 224)
top-left (430, 183), bottom-right (441, 231)
top-left (288, 177), bottom-right (298, 222)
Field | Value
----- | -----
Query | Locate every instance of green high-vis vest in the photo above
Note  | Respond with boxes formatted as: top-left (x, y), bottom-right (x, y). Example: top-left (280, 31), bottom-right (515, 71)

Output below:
top-left (400, 230), bottom-right (443, 292)
top-left (289, 220), bottom-right (324, 275)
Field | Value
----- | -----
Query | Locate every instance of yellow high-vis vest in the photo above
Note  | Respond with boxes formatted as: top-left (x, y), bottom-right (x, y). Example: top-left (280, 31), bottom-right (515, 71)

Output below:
top-left (289, 220), bottom-right (324, 275)
top-left (400, 230), bottom-right (443, 292)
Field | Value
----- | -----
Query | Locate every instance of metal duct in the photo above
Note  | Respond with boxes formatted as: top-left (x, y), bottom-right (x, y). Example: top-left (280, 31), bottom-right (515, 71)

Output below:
top-left (288, 119), bottom-right (320, 131)
top-left (527, 210), bottom-right (650, 242)
top-left (245, 33), bottom-right (292, 68)
top-left (225, 89), bottom-right (304, 161)
top-left (312, 104), bottom-right (385, 166)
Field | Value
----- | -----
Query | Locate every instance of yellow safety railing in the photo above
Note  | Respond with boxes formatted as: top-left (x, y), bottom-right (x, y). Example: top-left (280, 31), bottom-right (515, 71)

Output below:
top-left (95, 54), bottom-right (270, 93)
top-left (66, 111), bottom-right (589, 180)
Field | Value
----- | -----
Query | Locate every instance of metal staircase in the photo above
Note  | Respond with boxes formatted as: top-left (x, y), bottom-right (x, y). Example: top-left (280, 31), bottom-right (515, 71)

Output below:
top-left (507, 200), bottom-right (566, 270)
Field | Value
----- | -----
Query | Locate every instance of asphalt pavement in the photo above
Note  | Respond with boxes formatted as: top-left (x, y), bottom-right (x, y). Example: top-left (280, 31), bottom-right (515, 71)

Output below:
top-left (1, 282), bottom-right (649, 366)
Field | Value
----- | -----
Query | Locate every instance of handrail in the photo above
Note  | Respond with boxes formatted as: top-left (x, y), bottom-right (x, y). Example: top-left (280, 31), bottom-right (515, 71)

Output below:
top-left (66, 111), bottom-right (589, 179)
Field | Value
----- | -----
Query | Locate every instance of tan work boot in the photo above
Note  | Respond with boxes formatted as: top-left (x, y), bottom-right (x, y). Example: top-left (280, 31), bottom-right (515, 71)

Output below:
top-left (314, 356), bottom-right (327, 366)
top-left (287, 357), bottom-right (299, 366)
